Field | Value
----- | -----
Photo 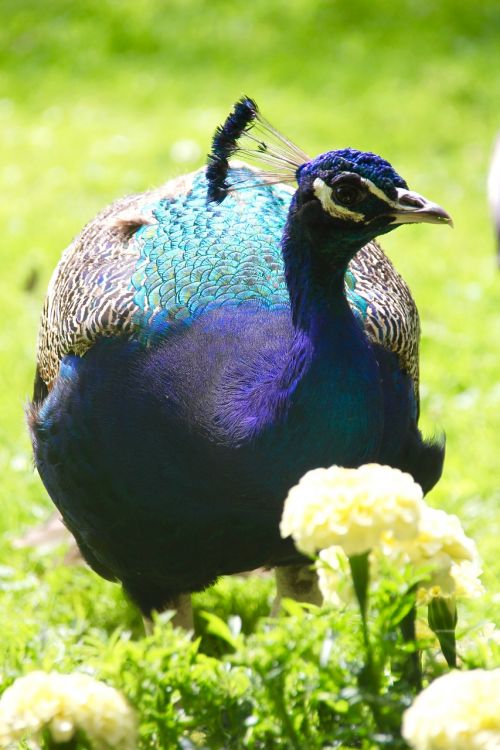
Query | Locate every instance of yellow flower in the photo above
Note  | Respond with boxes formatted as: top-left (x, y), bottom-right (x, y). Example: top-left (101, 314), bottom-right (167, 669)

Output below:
top-left (0, 671), bottom-right (137, 750)
top-left (316, 545), bottom-right (354, 606)
top-left (402, 669), bottom-right (500, 750)
top-left (451, 560), bottom-right (484, 599)
top-left (381, 506), bottom-right (482, 602)
top-left (280, 464), bottom-right (423, 557)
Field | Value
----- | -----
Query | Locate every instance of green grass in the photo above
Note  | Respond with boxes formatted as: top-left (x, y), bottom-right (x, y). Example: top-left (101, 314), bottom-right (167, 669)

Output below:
top-left (0, 0), bottom-right (499, 746)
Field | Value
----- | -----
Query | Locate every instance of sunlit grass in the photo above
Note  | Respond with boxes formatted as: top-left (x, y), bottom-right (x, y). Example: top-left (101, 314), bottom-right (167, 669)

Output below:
top-left (0, 0), bottom-right (499, 744)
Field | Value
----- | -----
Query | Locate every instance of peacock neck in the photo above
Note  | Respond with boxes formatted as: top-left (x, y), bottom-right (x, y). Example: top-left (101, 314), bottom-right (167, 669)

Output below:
top-left (281, 199), bottom-right (362, 346)
top-left (255, 202), bottom-right (384, 471)
top-left (231, 207), bottom-right (382, 480)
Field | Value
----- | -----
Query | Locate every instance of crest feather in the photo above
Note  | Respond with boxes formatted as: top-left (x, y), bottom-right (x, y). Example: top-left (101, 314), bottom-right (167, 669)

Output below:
top-left (207, 96), bottom-right (309, 202)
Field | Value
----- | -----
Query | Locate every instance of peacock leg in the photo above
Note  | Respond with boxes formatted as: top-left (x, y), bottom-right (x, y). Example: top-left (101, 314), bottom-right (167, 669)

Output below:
top-left (271, 564), bottom-right (322, 615)
top-left (170, 593), bottom-right (194, 630)
top-left (142, 593), bottom-right (193, 634)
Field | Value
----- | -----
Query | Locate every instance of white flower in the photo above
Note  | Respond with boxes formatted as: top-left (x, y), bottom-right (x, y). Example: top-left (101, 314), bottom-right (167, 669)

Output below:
top-left (280, 464), bottom-right (423, 557)
top-left (451, 559), bottom-right (484, 599)
top-left (0, 671), bottom-right (137, 750)
top-left (381, 505), bottom-right (483, 602)
top-left (402, 669), bottom-right (500, 750)
top-left (316, 546), bottom-right (354, 606)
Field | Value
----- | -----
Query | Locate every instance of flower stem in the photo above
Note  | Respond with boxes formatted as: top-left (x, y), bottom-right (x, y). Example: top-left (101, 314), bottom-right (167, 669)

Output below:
top-left (348, 552), bottom-right (387, 732)
top-left (400, 601), bottom-right (422, 691)
top-left (349, 552), bottom-right (369, 620)
top-left (348, 552), bottom-right (372, 659)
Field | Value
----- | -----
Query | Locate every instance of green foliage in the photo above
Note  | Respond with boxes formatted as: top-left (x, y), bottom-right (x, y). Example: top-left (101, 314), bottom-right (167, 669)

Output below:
top-left (0, 0), bottom-right (499, 747)
top-left (2, 569), bottom-right (496, 749)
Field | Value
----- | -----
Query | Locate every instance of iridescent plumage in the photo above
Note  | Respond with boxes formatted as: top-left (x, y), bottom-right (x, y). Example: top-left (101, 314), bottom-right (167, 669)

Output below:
top-left (36, 165), bottom-right (419, 399)
top-left (29, 101), bottom-right (448, 617)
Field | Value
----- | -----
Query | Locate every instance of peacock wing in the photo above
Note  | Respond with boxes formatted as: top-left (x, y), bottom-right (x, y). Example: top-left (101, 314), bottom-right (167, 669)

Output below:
top-left (36, 164), bottom-right (420, 405)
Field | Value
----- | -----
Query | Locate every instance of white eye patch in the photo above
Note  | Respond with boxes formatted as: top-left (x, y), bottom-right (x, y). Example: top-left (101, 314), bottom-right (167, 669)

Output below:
top-left (313, 178), bottom-right (365, 222)
top-left (312, 175), bottom-right (402, 222)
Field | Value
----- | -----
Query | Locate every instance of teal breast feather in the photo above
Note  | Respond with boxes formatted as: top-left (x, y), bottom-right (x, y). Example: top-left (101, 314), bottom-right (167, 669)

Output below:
top-left (36, 164), bottom-right (419, 398)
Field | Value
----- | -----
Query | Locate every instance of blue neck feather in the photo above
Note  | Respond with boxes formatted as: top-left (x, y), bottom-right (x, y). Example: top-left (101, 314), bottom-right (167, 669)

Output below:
top-left (237, 193), bottom-right (385, 472)
top-left (282, 193), bottom-right (352, 336)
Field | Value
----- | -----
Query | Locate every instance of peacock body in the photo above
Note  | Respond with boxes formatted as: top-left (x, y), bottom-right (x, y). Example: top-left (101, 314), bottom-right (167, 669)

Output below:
top-left (35, 166), bottom-right (419, 397)
top-left (29, 100), bottom-right (449, 616)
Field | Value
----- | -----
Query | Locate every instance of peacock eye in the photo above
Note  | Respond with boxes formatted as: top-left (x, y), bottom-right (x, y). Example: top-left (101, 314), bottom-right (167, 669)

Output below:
top-left (331, 179), bottom-right (367, 207)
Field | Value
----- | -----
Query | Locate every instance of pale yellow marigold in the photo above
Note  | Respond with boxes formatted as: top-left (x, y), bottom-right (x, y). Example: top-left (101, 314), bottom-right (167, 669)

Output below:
top-left (280, 463), bottom-right (423, 557)
top-left (0, 671), bottom-right (137, 750)
top-left (381, 505), bottom-right (483, 602)
top-left (316, 545), bottom-right (354, 606)
top-left (402, 669), bottom-right (500, 750)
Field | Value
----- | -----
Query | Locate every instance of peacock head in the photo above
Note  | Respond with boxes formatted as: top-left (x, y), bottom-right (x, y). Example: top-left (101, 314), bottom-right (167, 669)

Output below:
top-left (207, 96), bottom-right (452, 256)
top-left (292, 148), bottom-right (452, 249)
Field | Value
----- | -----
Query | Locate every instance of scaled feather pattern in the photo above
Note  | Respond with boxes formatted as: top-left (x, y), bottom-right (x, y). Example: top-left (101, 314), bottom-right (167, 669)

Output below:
top-left (29, 102), bottom-right (447, 615)
top-left (36, 167), bottom-right (420, 395)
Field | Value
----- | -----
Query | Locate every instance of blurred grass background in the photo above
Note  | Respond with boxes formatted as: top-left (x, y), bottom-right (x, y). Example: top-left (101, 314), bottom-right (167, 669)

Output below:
top-left (0, 0), bottom-right (498, 630)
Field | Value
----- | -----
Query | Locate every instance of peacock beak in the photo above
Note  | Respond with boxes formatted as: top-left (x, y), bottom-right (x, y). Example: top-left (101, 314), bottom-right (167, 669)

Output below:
top-left (388, 188), bottom-right (453, 227)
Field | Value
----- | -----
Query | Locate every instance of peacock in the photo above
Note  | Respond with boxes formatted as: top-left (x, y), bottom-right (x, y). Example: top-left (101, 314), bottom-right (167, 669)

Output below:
top-left (28, 98), bottom-right (450, 626)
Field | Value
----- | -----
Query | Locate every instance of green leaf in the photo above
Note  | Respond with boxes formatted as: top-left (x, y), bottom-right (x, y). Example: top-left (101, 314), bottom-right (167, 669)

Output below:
top-left (197, 611), bottom-right (240, 649)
